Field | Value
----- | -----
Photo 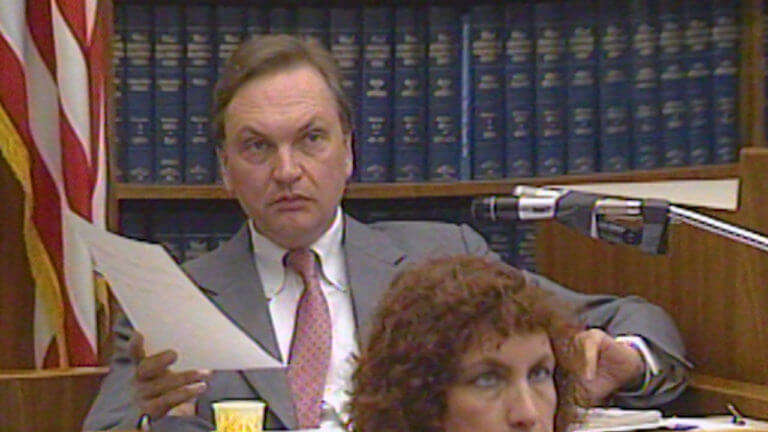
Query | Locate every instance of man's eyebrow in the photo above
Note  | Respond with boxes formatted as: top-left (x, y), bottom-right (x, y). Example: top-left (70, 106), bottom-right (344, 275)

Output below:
top-left (297, 117), bottom-right (324, 134)
top-left (234, 126), bottom-right (265, 139)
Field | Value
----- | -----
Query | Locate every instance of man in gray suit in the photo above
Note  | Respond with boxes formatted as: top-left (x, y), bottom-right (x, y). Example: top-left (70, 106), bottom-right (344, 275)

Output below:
top-left (84, 35), bottom-right (689, 431)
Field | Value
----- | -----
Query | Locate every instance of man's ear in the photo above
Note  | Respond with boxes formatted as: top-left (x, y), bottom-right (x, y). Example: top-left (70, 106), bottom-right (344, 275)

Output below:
top-left (344, 133), bottom-right (354, 178)
top-left (216, 147), bottom-right (233, 193)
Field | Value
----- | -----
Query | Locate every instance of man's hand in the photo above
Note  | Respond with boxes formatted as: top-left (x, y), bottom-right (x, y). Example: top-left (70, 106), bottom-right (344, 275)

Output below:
top-left (573, 328), bottom-right (646, 404)
top-left (129, 332), bottom-right (212, 420)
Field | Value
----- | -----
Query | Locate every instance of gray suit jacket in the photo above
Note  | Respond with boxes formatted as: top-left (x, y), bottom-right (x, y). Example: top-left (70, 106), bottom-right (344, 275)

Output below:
top-left (83, 216), bottom-right (689, 432)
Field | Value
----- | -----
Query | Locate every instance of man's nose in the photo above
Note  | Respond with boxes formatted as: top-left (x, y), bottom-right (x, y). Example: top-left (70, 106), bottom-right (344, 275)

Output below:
top-left (272, 147), bottom-right (302, 184)
top-left (504, 385), bottom-right (541, 431)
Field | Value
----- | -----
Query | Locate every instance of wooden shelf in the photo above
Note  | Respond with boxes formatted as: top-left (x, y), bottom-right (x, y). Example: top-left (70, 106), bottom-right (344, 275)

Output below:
top-left (112, 164), bottom-right (739, 200)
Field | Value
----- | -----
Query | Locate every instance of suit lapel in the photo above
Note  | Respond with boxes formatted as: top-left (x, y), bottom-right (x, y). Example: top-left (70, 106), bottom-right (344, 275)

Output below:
top-left (343, 216), bottom-right (408, 344)
top-left (194, 226), bottom-right (298, 429)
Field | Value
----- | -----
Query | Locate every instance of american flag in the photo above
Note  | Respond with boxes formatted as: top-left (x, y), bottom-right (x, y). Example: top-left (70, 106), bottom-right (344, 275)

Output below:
top-left (0, 0), bottom-right (110, 367)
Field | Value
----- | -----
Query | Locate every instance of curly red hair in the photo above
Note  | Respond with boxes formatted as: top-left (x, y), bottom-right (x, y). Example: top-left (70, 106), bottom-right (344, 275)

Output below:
top-left (349, 255), bottom-right (585, 432)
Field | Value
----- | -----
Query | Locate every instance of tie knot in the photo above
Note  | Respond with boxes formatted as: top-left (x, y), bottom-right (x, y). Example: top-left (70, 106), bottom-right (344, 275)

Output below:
top-left (285, 248), bottom-right (318, 282)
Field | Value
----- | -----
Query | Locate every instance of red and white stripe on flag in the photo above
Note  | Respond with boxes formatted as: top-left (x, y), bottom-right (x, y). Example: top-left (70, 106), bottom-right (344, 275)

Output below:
top-left (0, 0), bottom-right (109, 367)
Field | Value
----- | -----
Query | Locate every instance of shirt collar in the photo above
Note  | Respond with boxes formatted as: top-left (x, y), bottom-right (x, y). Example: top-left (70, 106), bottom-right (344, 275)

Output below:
top-left (249, 207), bottom-right (347, 299)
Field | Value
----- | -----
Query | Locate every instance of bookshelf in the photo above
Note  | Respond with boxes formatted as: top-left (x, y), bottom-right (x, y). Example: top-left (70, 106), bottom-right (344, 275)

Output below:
top-left (107, 0), bottom-right (764, 220)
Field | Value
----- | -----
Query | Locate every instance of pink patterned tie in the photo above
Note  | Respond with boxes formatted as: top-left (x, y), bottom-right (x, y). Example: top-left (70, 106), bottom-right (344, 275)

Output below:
top-left (284, 249), bottom-right (332, 428)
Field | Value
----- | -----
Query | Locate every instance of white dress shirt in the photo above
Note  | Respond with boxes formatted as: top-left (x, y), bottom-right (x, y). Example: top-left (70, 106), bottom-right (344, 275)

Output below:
top-left (248, 207), bottom-right (357, 419)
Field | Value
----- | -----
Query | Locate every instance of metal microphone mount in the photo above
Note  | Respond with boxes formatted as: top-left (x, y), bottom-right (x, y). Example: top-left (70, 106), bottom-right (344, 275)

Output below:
top-left (510, 186), bottom-right (768, 256)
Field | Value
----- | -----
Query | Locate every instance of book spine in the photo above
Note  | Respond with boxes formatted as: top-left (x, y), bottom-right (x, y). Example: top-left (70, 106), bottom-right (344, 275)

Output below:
top-left (151, 210), bottom-right (185, 263)
top-left (684, 0), bottom-right (713, 165)
top-left (504, 2), bottom-right (536, 178)
top-left (153, 5), bottom-right (184, 184)
top-left (182, 210), bottom-right (213, 262)
top-left (119, 208), bottom-right (148, 240)
top-left (564, 0), bottom-right (598, 174)
top-left (245, 6), bottom-right (268, 38)
top-left (268, 7), bottom-right (295, 35)
top-left (359, 7), bottom-right (394, 182)
top-left (184, 5), bottom-right (215, 184)
top-left (210, 210), bottom-right (245, 250)
top-left (659, 1), bottom-right (687, 167)
top-left (514, 222), bottom-right (539, 272)
top-left (393, 7), bottom-right (428, 182)
top-left (534, 1), bottom-right (567, 176)
top-left (113, 4), bottom-right (126, 181)
top-left (470, 5), bottom-right (506, 180)
top-left (427, 6), bottom-right (463, 181)
top-left (124, 4), bottom-right (154, 183)
top-left (215, 5), bottom-right (246, 75)
top-left (460, 13), bottom-right (472, 180)
top-left (629, 0), bottom-right (661, 169)
top-left (296, 7), bottom-right (329, 47)
top-left (597, 0), bottom-right (632, 172)
top-left (711, 0), bottom-right (740, 163)
top-left (330, 7), bottom-right (362, 180)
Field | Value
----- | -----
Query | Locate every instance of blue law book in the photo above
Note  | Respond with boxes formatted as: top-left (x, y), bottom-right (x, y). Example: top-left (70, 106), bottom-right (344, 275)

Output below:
top-left (296, 7), bottom-right (329, 47)
top-left (514, 222), bottom-right (539, 272)
top-left (460, 14), bottom-right (472, 180)
top-left (564, 0), bottom-right (598, 174)
top-left (711, 0), bottom-right (741, 163)
top-left (215, 5), bottom-right (246, 75)
top-left (471, 221), bottom-right (518, 266)
top-left (112, 4), bottom-right (126, 181)
top-left (534, 1), bottom-right (567, 176)
top-left (184, 5), bottom-right (215, 184)
top-left (359, 7), bottom-right (393, 182)
top-left (597, 0), bottom-right (632, 172)
top-left (392, 7), bottom-right (427, 182)
top-left (182, 210), bottom-right (213, 262)
top-left (504, 1), bottom-right (536, 178)
top-left (629, 0), bottom-right (661, 170)
top-left (124, 4), bottom-right (154, 183)
top-left (210, 210), bottom-right (246, 250)
top-left (268, 7), bottom-right (295, 35)
top-left (151, 210), bottom-right (184, 263)
top-left (152, 5), bottom-right (184, 184)
top-left (659, 1), bottom-right (687, 167)
top-left (329, 8), bottom-right (361, 154)
top-left (245, 6), bottom-right (268, 38)
top-left (469, 5), bottom-right (506, 180)
top-left (119, 209), bottom-right (147, 241)
top-left (358, 7), bottom-right (394, 182)
top-left (427, 6), bottom-right (463, 181)
top-left (684, 0), bottom-right (713, 165)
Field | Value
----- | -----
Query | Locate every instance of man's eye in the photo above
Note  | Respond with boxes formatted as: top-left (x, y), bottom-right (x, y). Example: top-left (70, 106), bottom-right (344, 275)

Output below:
top-left (529, 365), bottom-right (554, 383)
top-left (246, 140), bottom-right (268, 150)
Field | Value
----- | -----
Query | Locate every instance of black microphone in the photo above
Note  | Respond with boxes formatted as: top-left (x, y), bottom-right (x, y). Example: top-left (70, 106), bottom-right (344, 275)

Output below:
top-left (471, 195), bottom-right (558, 222)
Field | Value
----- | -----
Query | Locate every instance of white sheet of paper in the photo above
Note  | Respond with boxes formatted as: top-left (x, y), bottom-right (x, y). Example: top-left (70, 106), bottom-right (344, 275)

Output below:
top-left (553, 178), bottom-right (739, 210)
top-left (68, 212), bottom-right (282, 371)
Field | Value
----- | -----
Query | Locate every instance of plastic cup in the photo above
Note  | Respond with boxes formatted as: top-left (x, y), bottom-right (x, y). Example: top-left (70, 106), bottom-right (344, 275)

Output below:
top-left (212, 400), bottom-right (266, 432)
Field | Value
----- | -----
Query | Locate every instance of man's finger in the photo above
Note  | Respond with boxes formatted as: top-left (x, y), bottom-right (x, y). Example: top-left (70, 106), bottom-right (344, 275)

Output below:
top-left (135, 350), bottom-right (178, 381)
top-left (128, 332), bottom-right (146, 362)
top-left (135, 369), bottom-right (211, 400)
top-left (139, 382), bottom-right (208, 419)
top-left (577, 331), bottom-right (601, 381)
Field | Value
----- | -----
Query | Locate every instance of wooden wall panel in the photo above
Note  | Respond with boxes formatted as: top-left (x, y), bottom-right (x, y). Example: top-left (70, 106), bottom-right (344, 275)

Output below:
top-left (0, 156), bottom-right (34, 369)
top-left (536, 148), bottom-right (768, 386)
top-left (0, 368), bottom-right (106, 432)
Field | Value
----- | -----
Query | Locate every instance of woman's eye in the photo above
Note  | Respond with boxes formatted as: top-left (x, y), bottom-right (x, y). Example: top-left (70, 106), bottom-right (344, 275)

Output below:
top-left (471, 371), bottom-right (502, 388)
top-left (529, 365), bottom-right (554, 383)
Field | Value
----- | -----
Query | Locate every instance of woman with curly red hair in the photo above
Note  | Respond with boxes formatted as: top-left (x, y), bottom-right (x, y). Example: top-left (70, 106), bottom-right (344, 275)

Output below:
top-left (349, 255), bottom-right (586, 432)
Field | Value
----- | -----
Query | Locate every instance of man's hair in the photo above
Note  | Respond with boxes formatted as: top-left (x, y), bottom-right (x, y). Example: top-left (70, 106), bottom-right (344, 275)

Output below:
top-left (212, 34), bottom-right (353, 147)
top-left (349, 255), bottom-right (585, 432)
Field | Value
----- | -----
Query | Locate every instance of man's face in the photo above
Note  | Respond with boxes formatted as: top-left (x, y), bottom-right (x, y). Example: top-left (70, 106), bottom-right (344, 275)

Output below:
top-left (219, 64), bottom-right (353, 249)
